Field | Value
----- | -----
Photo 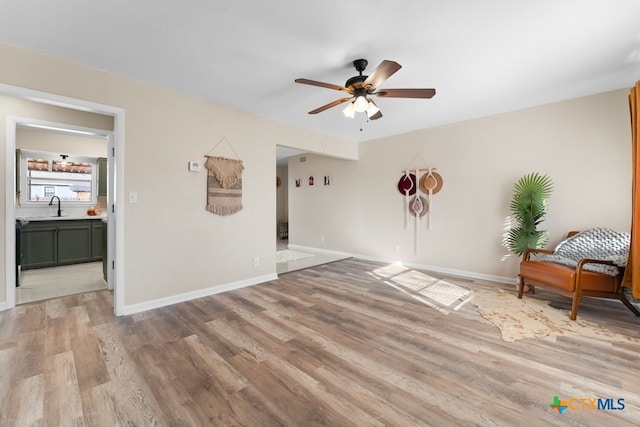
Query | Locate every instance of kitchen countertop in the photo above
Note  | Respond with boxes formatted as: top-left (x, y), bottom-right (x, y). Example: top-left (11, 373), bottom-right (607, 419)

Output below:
top-left (17, 214), bottom-right (107, 223)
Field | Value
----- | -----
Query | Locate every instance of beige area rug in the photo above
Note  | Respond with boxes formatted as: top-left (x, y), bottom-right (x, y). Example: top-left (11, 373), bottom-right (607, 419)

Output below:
top-left (470, 284), bottom-right (640, 343)
top-left (276, 249), bottom-right (314, 263)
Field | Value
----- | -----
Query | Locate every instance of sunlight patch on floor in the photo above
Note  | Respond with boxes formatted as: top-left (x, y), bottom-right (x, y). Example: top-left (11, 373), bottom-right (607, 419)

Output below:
top-left (369, 263), bottom-right (474, 314)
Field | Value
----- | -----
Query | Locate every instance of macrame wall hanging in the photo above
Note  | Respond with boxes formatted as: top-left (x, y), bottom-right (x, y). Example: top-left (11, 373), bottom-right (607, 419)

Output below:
top-left (204, 137), bottom-right (244, 216)
top-left (397, 155), bottom-right (444, 253)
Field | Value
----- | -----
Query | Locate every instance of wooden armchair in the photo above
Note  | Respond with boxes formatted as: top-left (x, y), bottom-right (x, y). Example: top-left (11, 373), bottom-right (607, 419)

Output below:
top-left (518, 231), bottom-right (640, 320)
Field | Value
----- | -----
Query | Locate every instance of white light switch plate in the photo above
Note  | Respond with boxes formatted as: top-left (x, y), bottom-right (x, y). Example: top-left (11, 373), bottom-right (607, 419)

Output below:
top-left (128, 191), bottom-right (138, 203)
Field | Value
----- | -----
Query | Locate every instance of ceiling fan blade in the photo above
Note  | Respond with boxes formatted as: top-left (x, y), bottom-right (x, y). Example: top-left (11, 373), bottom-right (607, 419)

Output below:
top-left (375, 88), bottom-right (436, 98)
top-left (308, 97), bottom-right (352, 114)
top-left (295, 78), bottom-right (349, 92)
top-left (362, 60), bottom-right (402, 90)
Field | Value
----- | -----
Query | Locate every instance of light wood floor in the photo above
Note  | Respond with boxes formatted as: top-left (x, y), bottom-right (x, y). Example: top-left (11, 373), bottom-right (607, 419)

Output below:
top-left (2, 258), bottom-right (640, 426)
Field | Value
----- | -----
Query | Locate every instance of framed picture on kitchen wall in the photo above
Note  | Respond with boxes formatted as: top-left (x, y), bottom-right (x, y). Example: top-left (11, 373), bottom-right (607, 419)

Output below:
top-left (295, 178), bottom-right (301, 187)
top-left (324, 175), bottom-right (330, 186)
top-left (308, 176), bottom-right (315, 186)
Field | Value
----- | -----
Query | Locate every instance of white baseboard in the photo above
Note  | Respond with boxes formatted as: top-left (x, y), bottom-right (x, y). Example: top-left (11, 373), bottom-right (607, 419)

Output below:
top-left (287, 244), bottom-right (352, 258)
top-left (121, 273), bottom-right (278, 316)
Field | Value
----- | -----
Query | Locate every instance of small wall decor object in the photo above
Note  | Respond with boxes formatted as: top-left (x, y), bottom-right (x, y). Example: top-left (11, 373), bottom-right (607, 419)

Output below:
top-left (419, 168), bottom-right (443, 229)
top-left (397, 172), bottom-right (417, 228)
top-left (295, 178), bottom-right (301, 187)
top-left (204, 137), bottom-right (244, 216)
top-left (205, 156), bottom-right (244, 216)
top-left (309, 176), bottom-right (315, 186)
top-left (324, 175), bottom-right (331, 186)
top-left (398, 155), bottom-right (445, 254)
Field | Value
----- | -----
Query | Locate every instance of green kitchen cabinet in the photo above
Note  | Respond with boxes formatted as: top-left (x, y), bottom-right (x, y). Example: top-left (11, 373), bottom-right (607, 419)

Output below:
top-left (57, 223), bottom-right (92, 265)
top-left (97, 157), bottom-right (107, 197)
top-left (21, 219), bottom-right (103, 270)
top-left (21, 225), bottom-right (58, 269)
top-left (91, 221), bottom-right (104, 260)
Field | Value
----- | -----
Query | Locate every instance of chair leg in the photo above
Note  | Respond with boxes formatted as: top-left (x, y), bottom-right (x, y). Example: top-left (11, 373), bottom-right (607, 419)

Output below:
top-left (517, 275), bottom-right (524, 299)
top-left (570, 291), bottom-right (581, 320)
top-left (620, 291), bottom-right (640, 317)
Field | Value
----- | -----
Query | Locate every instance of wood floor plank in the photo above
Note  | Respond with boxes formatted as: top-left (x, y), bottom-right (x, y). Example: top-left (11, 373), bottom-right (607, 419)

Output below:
top-left (92, 324), bottom-right (165, 426)
top-left (7, 373), bottom-right (45, 426)
top-left (44, 351), bottom-right (83, 426)
top-left (3, 258), bottom-right (640, 425)
top-left (181, 334), bottom-right (249, 393)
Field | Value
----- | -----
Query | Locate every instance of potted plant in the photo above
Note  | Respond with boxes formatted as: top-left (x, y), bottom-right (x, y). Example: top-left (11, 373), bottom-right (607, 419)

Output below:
top-left (505, 172), bottom-right (553, 256)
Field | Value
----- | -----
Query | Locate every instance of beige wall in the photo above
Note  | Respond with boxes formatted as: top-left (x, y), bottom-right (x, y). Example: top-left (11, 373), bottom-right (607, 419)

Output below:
top-left (289, 90), bottom-right (632, 282)
top-left (0, 42), bottom-right (356, 310)
top-left (17, 127), bottom-right (108, 158)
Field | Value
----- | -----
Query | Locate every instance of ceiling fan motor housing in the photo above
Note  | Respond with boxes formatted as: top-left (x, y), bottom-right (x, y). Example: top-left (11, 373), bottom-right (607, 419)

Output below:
top-left (346, 59), bottom-right (370, 92)
top-left (345, 75), bottom-right (367, 91)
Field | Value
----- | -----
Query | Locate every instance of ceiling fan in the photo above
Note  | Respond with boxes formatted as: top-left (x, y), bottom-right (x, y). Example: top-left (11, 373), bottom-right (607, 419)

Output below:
top-left (295, 59), bottom-right (436, 120)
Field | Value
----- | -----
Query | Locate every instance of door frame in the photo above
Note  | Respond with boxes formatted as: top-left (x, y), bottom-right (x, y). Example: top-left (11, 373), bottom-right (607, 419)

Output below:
top-left (2, 83), bottom-right (126, 315)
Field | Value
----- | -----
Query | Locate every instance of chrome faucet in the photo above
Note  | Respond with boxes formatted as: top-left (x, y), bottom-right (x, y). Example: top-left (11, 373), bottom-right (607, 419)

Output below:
top-left (49, 196), bottom-right (61, 217)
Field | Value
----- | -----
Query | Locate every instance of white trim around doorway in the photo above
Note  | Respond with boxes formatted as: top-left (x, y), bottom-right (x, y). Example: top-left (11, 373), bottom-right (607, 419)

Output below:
top-left (1, 83), bottom-right (126, 316)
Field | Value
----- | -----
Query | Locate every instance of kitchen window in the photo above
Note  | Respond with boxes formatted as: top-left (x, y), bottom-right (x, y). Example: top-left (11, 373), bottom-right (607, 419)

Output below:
top-left (19, 150), bottom-right (98, 206)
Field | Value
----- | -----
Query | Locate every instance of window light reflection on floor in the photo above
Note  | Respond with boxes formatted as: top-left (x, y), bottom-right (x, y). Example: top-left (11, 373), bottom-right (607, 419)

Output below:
top-left (369, 263), bottom-right (474, 314)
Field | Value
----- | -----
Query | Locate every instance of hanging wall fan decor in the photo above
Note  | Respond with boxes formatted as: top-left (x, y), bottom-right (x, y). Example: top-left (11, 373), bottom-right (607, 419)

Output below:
top-left (295, 59), bottom-right (436, 120)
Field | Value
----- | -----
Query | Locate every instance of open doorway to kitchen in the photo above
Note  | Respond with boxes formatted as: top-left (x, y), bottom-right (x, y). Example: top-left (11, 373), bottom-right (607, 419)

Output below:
top-left (2, 84), bottom-right (125, 315)
top-left (14, 123), bottom-right (110, 304)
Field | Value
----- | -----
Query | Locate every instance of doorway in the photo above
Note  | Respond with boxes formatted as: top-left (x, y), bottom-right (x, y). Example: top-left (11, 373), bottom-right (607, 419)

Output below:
top-left (14, 123), bottom-right (110, 304)
top-left (274, 146), bottom-right (350, 274)
top-left (2, 83), bottom-right (125, 315)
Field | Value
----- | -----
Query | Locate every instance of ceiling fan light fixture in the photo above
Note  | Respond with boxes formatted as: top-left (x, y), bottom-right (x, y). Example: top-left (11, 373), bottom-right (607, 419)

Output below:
top-left (354, 95), bottom-right (368, 113)
top-left (366, 101), bottom-right (380, 118)
top-left (342, 102), bottom-right (356, 118)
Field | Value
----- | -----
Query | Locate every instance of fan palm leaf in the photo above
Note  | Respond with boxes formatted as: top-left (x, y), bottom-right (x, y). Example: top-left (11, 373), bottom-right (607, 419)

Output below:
top-left (506, 172), bottom-right (553, 256)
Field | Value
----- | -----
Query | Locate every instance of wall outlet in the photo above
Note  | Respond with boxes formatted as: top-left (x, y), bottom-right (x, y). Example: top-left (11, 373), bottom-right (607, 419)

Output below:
top-left (394, 244), bottom-right (400, 253)
top-left (253, 256), bottom-right (260, 267)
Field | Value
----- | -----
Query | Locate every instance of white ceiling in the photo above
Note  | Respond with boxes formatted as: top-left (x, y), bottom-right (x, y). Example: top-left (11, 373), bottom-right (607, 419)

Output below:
top-left (2, 1), bottom-right (640, 160)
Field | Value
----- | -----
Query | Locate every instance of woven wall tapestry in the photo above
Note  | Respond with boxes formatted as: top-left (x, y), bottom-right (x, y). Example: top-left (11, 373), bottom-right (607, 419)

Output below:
top-left (205, 155), bottom-right (244, 216)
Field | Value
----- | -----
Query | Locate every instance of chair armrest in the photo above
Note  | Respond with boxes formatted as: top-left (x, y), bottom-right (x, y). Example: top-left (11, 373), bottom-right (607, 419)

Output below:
top-left (522, 248), bottom-right (554, 261)
top-left (576, 258), bottom-right (615, 271)
top-left (574, 258), bottom-right (622, 292)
